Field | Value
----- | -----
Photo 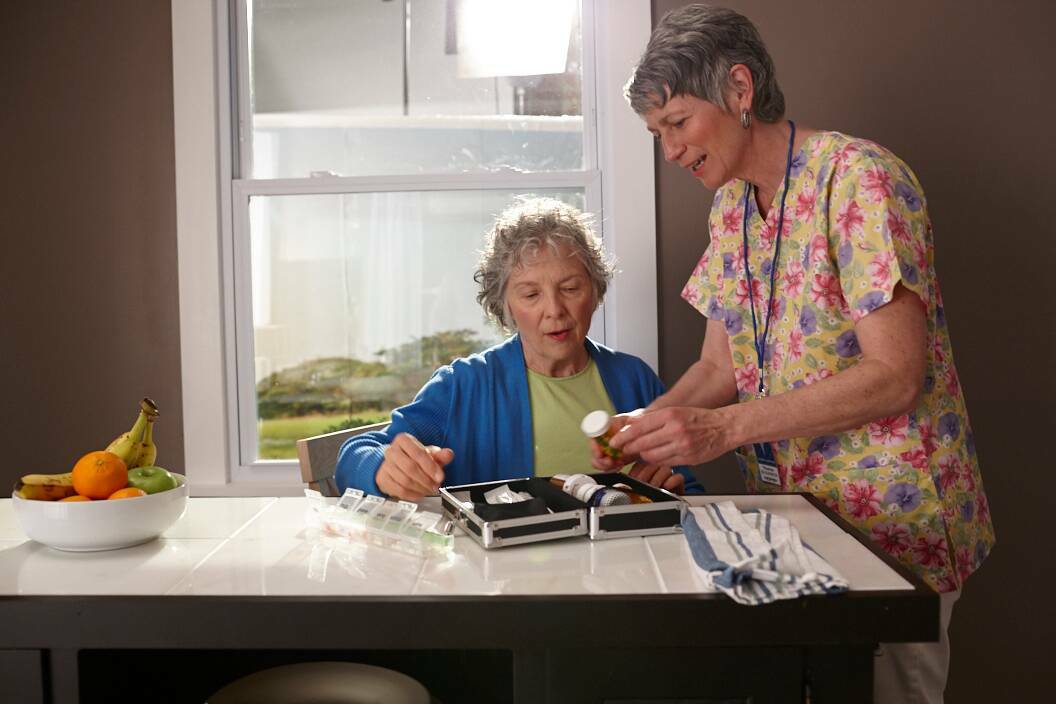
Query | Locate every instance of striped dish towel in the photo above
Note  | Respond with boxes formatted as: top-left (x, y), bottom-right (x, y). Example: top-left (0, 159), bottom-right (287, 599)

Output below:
top-left (682, 501), bottom-right (849, 605)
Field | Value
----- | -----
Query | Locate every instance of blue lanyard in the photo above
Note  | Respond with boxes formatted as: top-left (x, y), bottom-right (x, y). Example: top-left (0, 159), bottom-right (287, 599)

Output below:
top-left (742, 119), bottom-right (796, 396)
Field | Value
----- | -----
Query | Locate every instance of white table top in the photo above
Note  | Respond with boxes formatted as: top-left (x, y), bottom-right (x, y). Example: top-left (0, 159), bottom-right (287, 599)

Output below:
top-left (0, 494), bottom-right (911, 597)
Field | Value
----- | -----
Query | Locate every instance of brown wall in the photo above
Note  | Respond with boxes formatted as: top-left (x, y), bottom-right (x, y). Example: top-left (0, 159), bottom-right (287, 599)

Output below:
top-left (0, 2), bottom-right (183, 480)
top-left (2, 0), bottom-right (1054, 700)
top-left (653, 0), bottom-right (1056, 700)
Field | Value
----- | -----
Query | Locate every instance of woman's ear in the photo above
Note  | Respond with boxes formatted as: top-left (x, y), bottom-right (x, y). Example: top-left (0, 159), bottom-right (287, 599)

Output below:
top-left (727, 64), bottom-right (755, 113)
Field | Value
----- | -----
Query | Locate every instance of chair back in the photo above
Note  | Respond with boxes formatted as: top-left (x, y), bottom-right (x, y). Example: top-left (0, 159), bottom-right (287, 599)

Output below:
top-left (296, 421), bottom-right (390, 497)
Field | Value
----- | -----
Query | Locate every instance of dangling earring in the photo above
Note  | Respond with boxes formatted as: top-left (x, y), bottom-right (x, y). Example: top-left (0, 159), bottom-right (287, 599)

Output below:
top-left (741, 109), bottom-right (752, 129)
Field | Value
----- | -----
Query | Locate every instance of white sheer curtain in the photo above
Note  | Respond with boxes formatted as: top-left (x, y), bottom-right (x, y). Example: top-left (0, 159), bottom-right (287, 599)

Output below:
top-left (358, 192), bottom-right (426, 363)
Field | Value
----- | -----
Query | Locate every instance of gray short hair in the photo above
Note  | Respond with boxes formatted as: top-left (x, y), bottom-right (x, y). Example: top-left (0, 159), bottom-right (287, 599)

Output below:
top-left (474, 197), bottom-right (614, 331)
top-left (625, 4), bottom-right (785, 122)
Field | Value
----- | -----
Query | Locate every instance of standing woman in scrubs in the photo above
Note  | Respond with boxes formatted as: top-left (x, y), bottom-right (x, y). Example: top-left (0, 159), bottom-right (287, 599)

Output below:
top-left (596, 5), bottom-right (994, 702)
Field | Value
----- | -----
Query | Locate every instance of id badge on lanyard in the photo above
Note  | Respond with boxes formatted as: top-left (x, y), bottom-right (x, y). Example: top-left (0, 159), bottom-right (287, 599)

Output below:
top-left (753, 442), bottom-right (781, 486)
top-left (741, 120), bottom-right (795, 492)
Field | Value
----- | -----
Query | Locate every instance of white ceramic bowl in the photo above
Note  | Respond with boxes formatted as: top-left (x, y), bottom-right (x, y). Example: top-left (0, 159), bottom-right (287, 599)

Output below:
top-left (12, 475), bottom-right (188, 552)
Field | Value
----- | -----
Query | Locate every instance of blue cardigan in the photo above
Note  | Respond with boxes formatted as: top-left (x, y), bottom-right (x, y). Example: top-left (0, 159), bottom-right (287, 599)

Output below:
top-left (335, 335), bottom-right (700, 495)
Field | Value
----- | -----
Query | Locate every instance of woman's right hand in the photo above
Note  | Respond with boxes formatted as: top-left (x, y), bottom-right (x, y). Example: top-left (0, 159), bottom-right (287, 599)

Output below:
top-left (376, 433), bottom-right (455, 501)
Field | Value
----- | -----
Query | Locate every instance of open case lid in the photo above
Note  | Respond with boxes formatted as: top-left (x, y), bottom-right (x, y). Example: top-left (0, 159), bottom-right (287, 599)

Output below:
top-left (581, 473), bottom-right (686, 539)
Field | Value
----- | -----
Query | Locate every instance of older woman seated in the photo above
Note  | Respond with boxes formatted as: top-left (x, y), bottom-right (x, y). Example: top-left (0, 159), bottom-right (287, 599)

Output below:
top-left (336, 197), bottom-right (698, 501)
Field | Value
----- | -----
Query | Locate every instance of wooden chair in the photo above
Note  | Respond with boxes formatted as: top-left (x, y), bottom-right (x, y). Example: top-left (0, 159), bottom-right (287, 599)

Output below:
top-left (296, 421), bottom-right (390, 497)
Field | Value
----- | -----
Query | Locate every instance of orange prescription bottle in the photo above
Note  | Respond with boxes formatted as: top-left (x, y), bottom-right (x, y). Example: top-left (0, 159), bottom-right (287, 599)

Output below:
top-left (611, 482), bottom-right (653, 504)
top-left (581, 410), bottom-right (623, 462)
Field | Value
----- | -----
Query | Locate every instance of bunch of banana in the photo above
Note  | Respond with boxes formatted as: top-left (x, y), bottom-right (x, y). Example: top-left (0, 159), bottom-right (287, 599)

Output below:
top-left (17, 472), bottom-right (76, 501)
top-left (105, 397), bottom-right (159, 469)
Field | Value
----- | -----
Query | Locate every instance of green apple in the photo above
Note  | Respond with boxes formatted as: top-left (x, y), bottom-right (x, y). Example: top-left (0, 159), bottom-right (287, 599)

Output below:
top-left (126, 466), bottom-right (178, 494)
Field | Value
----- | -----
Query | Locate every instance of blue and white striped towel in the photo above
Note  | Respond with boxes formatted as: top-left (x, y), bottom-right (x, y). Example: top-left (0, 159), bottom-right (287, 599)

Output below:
top-left (682, 501), bottom-right (849, 605)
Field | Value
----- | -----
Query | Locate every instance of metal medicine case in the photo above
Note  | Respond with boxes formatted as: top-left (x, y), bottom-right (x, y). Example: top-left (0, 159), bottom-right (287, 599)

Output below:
top-left (439, 473), bottom-right (686, 549)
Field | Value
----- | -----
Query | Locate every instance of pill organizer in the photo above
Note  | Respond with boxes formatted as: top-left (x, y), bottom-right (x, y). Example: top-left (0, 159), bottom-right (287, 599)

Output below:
top-left (305, 488), bottom-right (454, 556)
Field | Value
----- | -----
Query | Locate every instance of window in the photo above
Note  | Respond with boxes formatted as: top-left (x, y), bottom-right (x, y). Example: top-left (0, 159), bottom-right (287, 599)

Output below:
top-left (172, 0), bottom-right (657, 494)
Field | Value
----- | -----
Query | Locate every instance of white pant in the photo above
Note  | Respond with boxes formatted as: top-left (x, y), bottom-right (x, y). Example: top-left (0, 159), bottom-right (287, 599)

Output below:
top-left (873, 589), bottom-right (960, 704)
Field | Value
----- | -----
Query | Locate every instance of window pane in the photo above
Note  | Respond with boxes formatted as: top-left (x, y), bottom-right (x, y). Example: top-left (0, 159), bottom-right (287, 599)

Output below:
top-left (249, 0), bottom-right (584, 179)
top-left (250, 189), bottom-right (585, 460)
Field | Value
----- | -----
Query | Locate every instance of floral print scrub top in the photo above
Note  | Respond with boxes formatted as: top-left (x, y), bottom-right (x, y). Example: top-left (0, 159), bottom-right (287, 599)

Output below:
top-left (682, 131), bottom-right (994, 592)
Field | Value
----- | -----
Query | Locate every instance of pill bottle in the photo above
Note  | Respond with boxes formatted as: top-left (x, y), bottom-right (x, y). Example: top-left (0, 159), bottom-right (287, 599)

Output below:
top-left (581, 410), bottom-right (623, 462)
top-left (554, 473), bottom-right (630, 507)
top-left (611, 482), bottom-right (653, 504)
top-left (587, 486), bottom-right (632, 507)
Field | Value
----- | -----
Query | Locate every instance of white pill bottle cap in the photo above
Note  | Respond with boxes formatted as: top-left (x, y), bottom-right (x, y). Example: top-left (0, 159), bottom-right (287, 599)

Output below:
top-left (580, 410), bottom-right (612, 438)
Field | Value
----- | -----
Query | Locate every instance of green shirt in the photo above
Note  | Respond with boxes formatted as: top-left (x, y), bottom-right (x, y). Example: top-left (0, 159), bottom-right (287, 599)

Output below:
top-left (527, 358), bottom-right (616, 476)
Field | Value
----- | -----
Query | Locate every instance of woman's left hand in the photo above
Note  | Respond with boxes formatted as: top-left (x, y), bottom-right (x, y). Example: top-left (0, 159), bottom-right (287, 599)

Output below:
top-left (588, 410), bottom-right (643, 470)
top-left (627, 461), bottom-right (685, 495)
top-left (609, 406), bottom-right (734, 467)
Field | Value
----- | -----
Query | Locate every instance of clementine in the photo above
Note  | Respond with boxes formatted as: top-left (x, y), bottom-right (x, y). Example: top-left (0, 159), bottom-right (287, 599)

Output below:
top-left (59, 495), bottom-right (92, 502)
top-left (71, 451), bottom-right (128, 499)
top-left (107, 487), bottom-right (147, 500)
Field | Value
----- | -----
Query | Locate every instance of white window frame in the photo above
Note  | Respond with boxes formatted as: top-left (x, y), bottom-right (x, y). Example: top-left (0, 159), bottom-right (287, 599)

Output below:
top-left (172, 0), bottom-right (657, 495)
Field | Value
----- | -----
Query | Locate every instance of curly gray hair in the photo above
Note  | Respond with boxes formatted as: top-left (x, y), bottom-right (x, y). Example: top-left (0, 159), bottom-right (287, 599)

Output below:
top-left (474, 198), bottom-right (614, 331)
top-left (624, 4), bottom-right (785, 122)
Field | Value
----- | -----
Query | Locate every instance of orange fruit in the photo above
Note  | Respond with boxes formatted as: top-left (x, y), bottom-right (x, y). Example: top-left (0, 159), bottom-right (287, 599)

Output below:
top-left (59, 495), bottom-right (92, 502)
top-left (71, 451), bottom-right (128, 500)
top-left (107, 487), bottom-right (147, 500)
